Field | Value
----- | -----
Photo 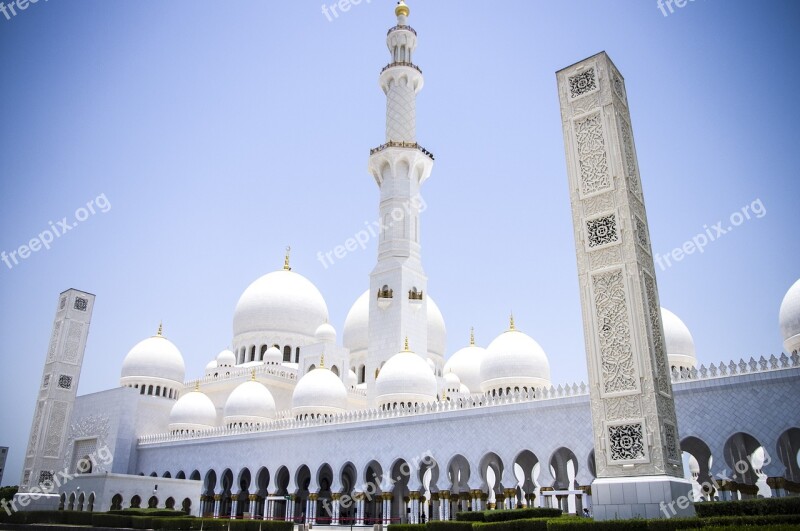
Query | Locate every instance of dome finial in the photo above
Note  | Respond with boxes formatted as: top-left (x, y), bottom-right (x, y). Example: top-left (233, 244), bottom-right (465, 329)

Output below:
top-left (251, 368), bottom-right (257, 381)
top-left (156, 322), bottom-right (163, 337)
top-left (395, 0), bottom-right (409, 18)
top-left (194, 380), bottom-right (200, 392)
top-left (470, 327), bottom-right (475, 346)
top-left (283, 246), bottom-right (292, 271)
top-left (320, 353), bottom-right (325, 368)
top-left (404, 336), bottom-right (410, 351)
top-left (509, 313), bottom-right (516, 331)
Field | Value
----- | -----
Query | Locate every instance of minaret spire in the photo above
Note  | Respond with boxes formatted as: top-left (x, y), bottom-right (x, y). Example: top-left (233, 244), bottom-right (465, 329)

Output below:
top-left (366, 1), bottom-right (436, 407)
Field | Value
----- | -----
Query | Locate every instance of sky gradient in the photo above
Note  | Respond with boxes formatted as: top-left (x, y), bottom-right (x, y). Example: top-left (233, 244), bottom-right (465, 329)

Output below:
top-left (1, 0), bottom-right (799, 484)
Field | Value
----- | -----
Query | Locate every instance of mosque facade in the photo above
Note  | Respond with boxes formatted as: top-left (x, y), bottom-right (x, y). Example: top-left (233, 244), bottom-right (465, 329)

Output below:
top-left (15, 1), bottom-right (800, 523)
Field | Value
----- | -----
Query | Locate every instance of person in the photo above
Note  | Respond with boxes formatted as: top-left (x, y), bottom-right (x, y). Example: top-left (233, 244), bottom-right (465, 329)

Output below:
top-left (582, 508), bottom-right (590, 517)
top-left (420, 511), bottom-right (426, 524)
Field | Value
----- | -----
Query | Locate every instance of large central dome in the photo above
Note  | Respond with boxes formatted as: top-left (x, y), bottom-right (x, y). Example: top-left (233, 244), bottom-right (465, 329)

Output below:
top-left (233, 269), bottom-right (329, 338)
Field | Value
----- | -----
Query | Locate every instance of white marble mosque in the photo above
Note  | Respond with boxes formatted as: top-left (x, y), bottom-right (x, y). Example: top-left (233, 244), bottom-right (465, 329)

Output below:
top-left (16, 0), bottom-right (800, 523)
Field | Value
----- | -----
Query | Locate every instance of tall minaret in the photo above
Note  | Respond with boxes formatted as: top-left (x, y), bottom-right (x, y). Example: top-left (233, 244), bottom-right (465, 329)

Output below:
top-left (19, 289), bottom-right (94, 494)
top-left (367, 1), bottom-right (434, 404)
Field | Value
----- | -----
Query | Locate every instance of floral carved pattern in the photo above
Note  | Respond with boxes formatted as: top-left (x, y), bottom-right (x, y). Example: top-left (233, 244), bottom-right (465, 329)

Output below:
top-left (575, 113), bottom-right (611, 196)
top-left (608, 423), bottom-right (646, 461)
top-left (620, 119), bottom-right (642, 198)
top-left (643, 272), bottom-right (671, 395)
top-left (605, 395), bottom-right (642, 421)
top-left (663, 423), bottom-right (679, 462)
top-left (592, 269), bottom-right (637, 394)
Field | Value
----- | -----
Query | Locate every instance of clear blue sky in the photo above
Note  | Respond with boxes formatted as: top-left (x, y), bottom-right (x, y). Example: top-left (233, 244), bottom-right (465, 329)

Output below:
top-left (1, 1), bottom-right (798, 485)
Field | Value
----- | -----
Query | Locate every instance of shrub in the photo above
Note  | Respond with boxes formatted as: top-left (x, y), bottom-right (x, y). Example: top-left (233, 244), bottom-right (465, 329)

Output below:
top-left (115, 508), bottom-right (188, 517)
top-left (694, 497), bottom-right (800, 518)
top-left (474, 517), bottom-right (549, 531)
top-left (699, 526), bottom-right (800, 531)
top-left (92, 512), bottom-right (133, 527)
top-left (131, 515), bottom-right (155, 529)
top-left (484, 508), bottom-right (562, 522)
top-left (547, 518), bottom-right (649, 530)
top-left (63, 510), bottom-right (94, 525)
top-left (699, 514), bottom-right (800, 527)
top-left (646, 517), bottom-right (704, 530)
top-left (427, 520), bottom-right (476, 531)
top-left (152, 516), bottom-right (194, 530)
top-left (456, 512), bottom-right (487, 522)
top-left (390, 524), bottom-right (428, 531)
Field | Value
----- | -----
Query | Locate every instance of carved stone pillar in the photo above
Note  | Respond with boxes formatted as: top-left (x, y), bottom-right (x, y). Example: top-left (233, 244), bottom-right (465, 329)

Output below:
top-left (557, 51), bottom-right (694, 521)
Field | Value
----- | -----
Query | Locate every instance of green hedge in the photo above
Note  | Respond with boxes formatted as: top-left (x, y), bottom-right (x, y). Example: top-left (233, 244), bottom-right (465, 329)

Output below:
top-left (694, 497), bottom-right (800, 518)
top-left (426, 520), bottom-right (477, 531)
top-left (485, 508), bottom-right (562, 522)
top-left (389, 524), bottom-right (427, 531)
top-left (456, 512), bottom-right (487, 522)
top-left (92, 512), bottom-right (133, 527)
top-left (63, 510), bottom-right (94, 525)
top-left (547, 519), bottom-right (649, 530)
top-left (698, 526), bottom-right (800, 531)
top-left (474, 517), bottom-right (550, 531)
top-left (113, 508), bottom-right (187, 517)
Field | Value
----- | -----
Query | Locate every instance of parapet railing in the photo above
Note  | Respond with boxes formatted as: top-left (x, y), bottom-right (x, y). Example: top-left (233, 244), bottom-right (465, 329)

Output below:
top-left (670, 352), bottom-right (799, 383)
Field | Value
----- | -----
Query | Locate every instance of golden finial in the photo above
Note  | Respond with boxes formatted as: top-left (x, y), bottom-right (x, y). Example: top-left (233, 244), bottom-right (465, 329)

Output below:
top-left (395, 0), bottom-right (410, 18)
top-left (470, 327), bottom-right (475, 346)
top-left (441, 387), bottom-right (447, 400)
top-left (251, 369), bottom-right (257, 381)
top-left (320, 353), bottom-right (325, 369)
top-left (194, 380), bottom-right (200, 392)
top-left (404, 336), bottom-right (410, 352)
top-left (156, 322), bottom-right (163, 337)
top-left (509, 313), bottom-right (516, 331)
top-left (283, 246), bottom-right (292, 271)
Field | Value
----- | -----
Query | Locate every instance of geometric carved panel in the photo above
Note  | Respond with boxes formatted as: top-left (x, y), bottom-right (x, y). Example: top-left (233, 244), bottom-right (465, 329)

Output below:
top-left (635, 216), bottom-right (649, 251)
top-left (569, 68), bottom-right (597, 99)
top-left (592, 269), bottom-right (638, 394)
top-left (575, 113), bottom-right (611, 196)
top-left (58, 375), bottom-right (73, 389)
top-left (608, 422), bottom-right (646, 461)
top-left (74, 297), bottom-right (88, 311)
top-left (587, 213), bottom-right (619, 249)
top-left (663, 423), bottom-right (679, 462)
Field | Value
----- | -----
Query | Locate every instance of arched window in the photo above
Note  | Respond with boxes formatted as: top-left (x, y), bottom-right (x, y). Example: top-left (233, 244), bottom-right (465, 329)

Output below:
top-left (165, 497), bottom-right (175, 509)
top-left (260, 345), bottom-right (268, 360)
top-left (140, 386), bottom-right (145, 395)
top-left (155, 386), bottom-right (161, 396)
top-left (130, 495), bottom-right (141, 509)
top-left (148, 496), bottom-right (158, 509)
top-left (295, 347), bottom-right (300, 363)
top-left (250, 345), bottom-right (256, 362)
top-left (110, 494), bottom-right (122, 511)
top-left (359, 365), bottom-right (366, 384)
top-left (147, 385), bottom-right (153, 396)
top-left (283, 345), bottom-right (292, 362)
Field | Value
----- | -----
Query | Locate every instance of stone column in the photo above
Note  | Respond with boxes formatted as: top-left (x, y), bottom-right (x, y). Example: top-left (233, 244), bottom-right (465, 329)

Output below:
top-left (430, 492), bottom-right (439, 521)
top-left (249, 495), bottom-right (258, 519)
top-left (556, 52), bottom-right (693, 521)
top-left (410, 491), bottom-right (421, 524)
top-left (331, 493), bottom-right (341, 525)
top-left (382, 493), bottom-right (393, 525)
top-left (213, 495), bottom-right (221, 518)
top-left (308, 494), bottom-right (318, 525)
top-left (504, 489), bottom-right (516, 509)
top-left (285, 496), bottom-right (294, 521)
top-left (354, 493), bottom-right (365, 525)
top-left (440, 491), bottom-right (450, 520)
top-left (231, 498), bottom-right (238, 520)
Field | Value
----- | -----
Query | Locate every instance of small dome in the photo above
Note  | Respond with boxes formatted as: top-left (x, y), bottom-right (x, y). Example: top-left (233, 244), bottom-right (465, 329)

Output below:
top-left (343, 289), bottom-right (447, 359)
top-left (315, 322), bottom-right (337, 343)
top-left (216, 349), bottom-right (236, 368)
top-left (427, 297), bottom-right (447, 359)
top-left (205, 360), bottom-right (218, 371)
top-left (779, 279), bottom-right (800, 354)
top-left (481, 320), bottom-right (551, 394)
top-left (444, 331), bottom-right (487, 393)
top-left (343, 290), bottom-right (370, 356)
top-left (661, 308), bottom-right (697, 370)
top-left (224, 379), bottom-right (276, 426)
top-left (169, 389), bottom-right (217, 432)
top-left (292, 365), bottom-right (348, 418)
top-left (347, 369), bottom-right (357, 389)
top-left (264, 346), bottom-right (282, 365)
top-left (443, 372), bottom-right (461, 391)
top-left (121, 329), bottom-right (186, 385)
top-left (233, 269), bottom-right (329, 340)
top-left (376, 342), bottom-right (438, 409)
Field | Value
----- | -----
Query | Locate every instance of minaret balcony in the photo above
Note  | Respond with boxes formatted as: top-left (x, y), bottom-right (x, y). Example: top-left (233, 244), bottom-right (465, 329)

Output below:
top-left (381, 61), bottom-right (422, 75)
top-left (387, 24), bottom-right (416, 36)
top-left (370, 141), bottom-right (434, 161)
